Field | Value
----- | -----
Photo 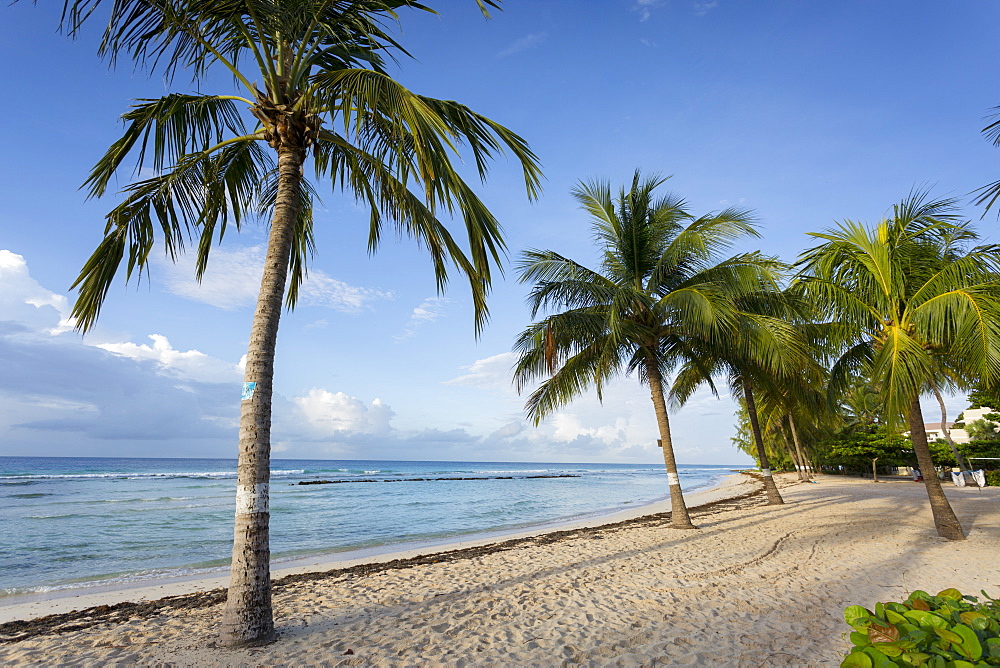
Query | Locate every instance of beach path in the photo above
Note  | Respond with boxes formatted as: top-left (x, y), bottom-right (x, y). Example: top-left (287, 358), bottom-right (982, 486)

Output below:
top-left (1, 474), bottom-right (998, 666)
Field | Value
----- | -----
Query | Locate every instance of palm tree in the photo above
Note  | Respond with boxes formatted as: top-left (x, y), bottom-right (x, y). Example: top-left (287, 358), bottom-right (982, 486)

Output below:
top-left (794, 193), bottom-right (1000, 540)
top-left (670, 301), bottom-right (811, 505)
top-left (65, 0), bottom-right (541, 645)
top-left (975, 105), bottom-right (1000, 214)
top-left (513, 171), bottom-right (773, 529)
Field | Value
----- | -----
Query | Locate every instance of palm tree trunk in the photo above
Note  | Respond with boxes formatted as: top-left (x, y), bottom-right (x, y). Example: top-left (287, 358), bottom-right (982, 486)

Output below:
top-left (744, 383), bottom-right (784, 505)
top-left (219, 144), bottom-right (303, 645)
top-left (907, 397), bottom-right (964, 540)
top-left (932, 385), bottom-right (969, 472)
top-left (788, 414), bottom-right (812, 479)
top-left (781, 416), bottom-right (807, 481)
top-left (645, 359), bottom-right (696, 529)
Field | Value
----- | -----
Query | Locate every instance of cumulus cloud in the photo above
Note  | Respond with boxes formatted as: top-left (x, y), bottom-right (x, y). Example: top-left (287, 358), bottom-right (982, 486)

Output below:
top-left (291, 389), bottom-right (394, 438)
top-left (442, 350), bottom-right (754, 463)
top-left (497, 32), bottom-right (547, 57)
top-left (0, 250), bottom-right (76, 334)
top-left (97, 334), bottom-right (242, 384)
top-left (0, 249), bottom-right (755, 463)
top-left (159, 245), bottom-right (392, 311)
top-left (394, 296), bottom-right (448, 342)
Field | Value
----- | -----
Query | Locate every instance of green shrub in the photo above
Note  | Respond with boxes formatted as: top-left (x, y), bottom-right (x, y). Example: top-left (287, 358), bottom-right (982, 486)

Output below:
top-left (842, 588), bottom-right (1000, 666)
top-left (985, 471), bottom-right (1000, 487)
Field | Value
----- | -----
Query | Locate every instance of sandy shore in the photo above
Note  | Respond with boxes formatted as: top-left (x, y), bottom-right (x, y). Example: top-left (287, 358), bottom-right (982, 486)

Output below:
top-left (1, 473), bottom-right (998, 666)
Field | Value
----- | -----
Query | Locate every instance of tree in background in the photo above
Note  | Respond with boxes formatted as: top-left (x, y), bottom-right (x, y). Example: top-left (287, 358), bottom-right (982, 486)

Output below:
top-left (965, 419), bottom-right (1000, 442)
top-left (794, 193), bottom-right (1000, 540)
top-left (819, 426), bottom-right (912, 481)
top-left (514, 172), bottom-right (773, 529)
top-left (65, 0), bottom-right (541, 645)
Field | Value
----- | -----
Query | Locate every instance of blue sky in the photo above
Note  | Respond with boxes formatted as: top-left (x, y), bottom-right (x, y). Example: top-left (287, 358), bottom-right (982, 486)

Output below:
top-left (1, 0), bottom-right (998, 464)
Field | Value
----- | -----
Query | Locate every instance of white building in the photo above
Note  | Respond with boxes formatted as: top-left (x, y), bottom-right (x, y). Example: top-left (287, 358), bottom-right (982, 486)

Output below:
top-left (946, 406), bottom-right (999, 444)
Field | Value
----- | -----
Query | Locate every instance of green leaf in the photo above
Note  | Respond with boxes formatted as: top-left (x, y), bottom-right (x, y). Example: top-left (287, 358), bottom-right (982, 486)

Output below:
top-left (937, 589), bottom-right (964, 601)
top-left (906, 611), bottom-right (949, 629)
top-left (986, 637), bottom-right (1000, 658)
top-left (932, 626), bottom-right (963, 645)
top-left (863, 647), bottom-right (897, 668)
top-left (842, 651), bottom-right (873, 668)
top-left (887, 610), bottom-right (909, 626)
top-left (950, 624), bottom-right (982, 660)
top-left (872, 642), bottom-right (904, 657)
top-left (959, 612), bottom-right (988, 630)
top-left (901, 652), bottom-right (931, 665)
top-left (847, 606), bottom-right (875, 627)
top-left (851, 631), bottom-right (873, 647)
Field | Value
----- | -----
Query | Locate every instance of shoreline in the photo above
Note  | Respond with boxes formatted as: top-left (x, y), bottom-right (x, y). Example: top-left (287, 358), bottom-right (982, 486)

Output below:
top-left (3, 474), bottom-right (998, 665)
top-left (0, 471), bottom-right (755, 626)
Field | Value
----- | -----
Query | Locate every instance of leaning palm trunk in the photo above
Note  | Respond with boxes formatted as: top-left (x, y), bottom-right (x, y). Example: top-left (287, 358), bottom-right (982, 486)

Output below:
top-left (743, 384), bottom-right (784, 504)
top-left (781, 417), bottom-right (808, 481)
top-left (907, 397), bottom-right (964, 540)
top-left (932, 385), bottom-right (969, 472)
top-left (788, 414), bottom-right (812, 480)
top-left (220, 145), bottom-right (303, 645)
top-left (646, 361), bottom-right (695, 528)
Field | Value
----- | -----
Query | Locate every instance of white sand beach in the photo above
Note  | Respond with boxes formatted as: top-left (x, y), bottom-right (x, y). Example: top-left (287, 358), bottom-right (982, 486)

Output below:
top-left (1, 473), bottom-right (998, 666)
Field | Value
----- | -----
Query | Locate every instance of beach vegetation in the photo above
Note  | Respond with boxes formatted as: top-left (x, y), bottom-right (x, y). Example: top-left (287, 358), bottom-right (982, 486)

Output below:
top-left (61, 0), bottom-right (540, 646)
top-left (793, 193), bottom-right (1000, 540)
top-left (842, 588), bottom-right (1000, 666)
top-left (965, 420), bottom-right (1000, 442)
top-left (819, 425), bottom-right (912, 481)
top-left (513, 171), bottom-right (776, 528)
top-left (730, 404), bottom-right (798, 475)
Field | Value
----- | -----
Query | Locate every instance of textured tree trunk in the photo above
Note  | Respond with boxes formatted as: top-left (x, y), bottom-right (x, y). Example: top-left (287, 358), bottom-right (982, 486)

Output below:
top-left (871, 457), bottom-right (879, 483)
top-left (788, 414), bottom-right (812, 479)
top-left (907, 397), bottom-right (965, 540)
top-left (645, 360), bottom-right (696, 529)
top-left (781, 416), bottom-right (807, 481)
top-left (932, 385), bottom-right (968, 472)
top-left (219, 144), bottom-right (303, 645)
top-left (744, 383), bottom-right (784, 505)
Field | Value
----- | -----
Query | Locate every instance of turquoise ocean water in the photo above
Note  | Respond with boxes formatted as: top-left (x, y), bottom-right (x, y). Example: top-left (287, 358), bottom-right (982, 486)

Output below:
top-left (0, 457), bottom-right (737, 597)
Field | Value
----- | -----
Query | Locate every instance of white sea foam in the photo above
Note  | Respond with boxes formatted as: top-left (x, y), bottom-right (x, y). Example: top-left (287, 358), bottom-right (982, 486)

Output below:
top-left (0, 469), bottom-right (304, 482)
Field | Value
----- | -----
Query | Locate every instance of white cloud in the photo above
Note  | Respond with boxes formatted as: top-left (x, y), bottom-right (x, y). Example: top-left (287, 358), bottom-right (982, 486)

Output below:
top-left (394, 296), bottom-right (449, 342)
top-left (159, 245), bottom-right (392, 311)
top-left (497, 32), bottom-right (547, 57)
top-left (291, 389), bottom-right (394, 438)
top-left (633, 0), bottom-right (663, 22)
top-left (442, 351), bottom-right (755, 463)
top-left (0, 250), bottom-right (76, 334)
top-left (97, 334), bottom-right (242, 384)
top-left (444, 352), bottom-right (517, 390)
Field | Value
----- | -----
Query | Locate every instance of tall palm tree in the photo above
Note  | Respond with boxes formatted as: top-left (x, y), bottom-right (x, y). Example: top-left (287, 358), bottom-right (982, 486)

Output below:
top-left (65, 0), bottom-right (541, 645)
top-left (794, 193), bottom-right (1000, 540)
top-left (513, 171), bottom-right (773, 529)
